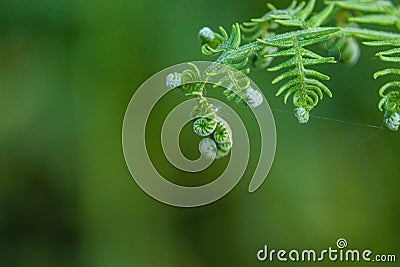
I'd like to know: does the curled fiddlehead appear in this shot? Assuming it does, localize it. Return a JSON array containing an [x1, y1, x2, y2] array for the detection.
[[196, 115, 233, 159], [165, 64, 234, 159], [165, 59, 258, 159], [193, 117, 217, 136]]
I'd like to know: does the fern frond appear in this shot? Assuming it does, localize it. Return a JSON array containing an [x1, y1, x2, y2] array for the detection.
[[376, 45, 400, 62], [262, 28, 338, 123], [341, 27, 400, 40], [268, 0, 334, 29], [269, 0, 315, 28], [327, 0, 400, 30], [240, 3, 280, 43], [364, 40, 400, 130], [240, 3, 290, 69], [350, 14, 397, 26], [184, 0, 400, 158], [200, 24, 242, 56], [207, 62, 264, 109], [325, 0, 393, 13], [308, 4, 335, 27], [198, 25, 266, 108], [207, 64, 252, 104]]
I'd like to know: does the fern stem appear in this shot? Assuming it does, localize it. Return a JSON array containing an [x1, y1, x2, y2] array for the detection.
[[293, 35, 307, 108]]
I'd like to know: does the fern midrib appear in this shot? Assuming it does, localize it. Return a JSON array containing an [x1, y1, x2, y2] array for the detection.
[[293, 36, 306, 103]]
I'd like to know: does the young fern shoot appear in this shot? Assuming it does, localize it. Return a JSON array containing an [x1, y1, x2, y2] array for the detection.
[[166, 0, 400, 159]]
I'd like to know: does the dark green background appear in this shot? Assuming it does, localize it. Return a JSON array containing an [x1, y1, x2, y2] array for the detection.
[[0, 0, 399, 266]]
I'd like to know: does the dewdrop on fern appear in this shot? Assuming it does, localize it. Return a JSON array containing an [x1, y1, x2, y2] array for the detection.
[[295, 107, 310, 124], [244, 87, 263, 108], [166, 72, 182, 89], [198, 27, 215, 44], [384, 112, 400, 131]]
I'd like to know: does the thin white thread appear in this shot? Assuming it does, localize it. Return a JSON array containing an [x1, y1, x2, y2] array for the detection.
[[358, 122, 385, 145]]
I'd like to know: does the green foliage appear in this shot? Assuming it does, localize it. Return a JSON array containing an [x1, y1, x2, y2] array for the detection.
[[326, 0, 393, 13], [268, 0, 334, 28], [200, 24, 241, 56], [200, 24, 257, 106], [364, 40, 400, 130], [240, 4, 279, 69], [327, 0, 400, 29], [260, 28, 338, 122], [240, 4, 278, 43], [166, 63, 236, 159], [167, 0, 400, 159]]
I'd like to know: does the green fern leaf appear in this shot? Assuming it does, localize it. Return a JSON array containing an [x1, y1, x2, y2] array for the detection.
[[349, 14, 397, 25], [374, 68, 400, 79], [268, 0, 335, 29], [297, 0, 316, 21], [308, 4, 335, 27], [325, 0, 393, 13], [364, 40, 400, 130], [342, 28, 400, 40], [266, 28, 336, 122]]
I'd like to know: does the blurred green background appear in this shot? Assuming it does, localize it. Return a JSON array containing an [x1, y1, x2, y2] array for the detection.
[[0, 0, 399, 266]]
